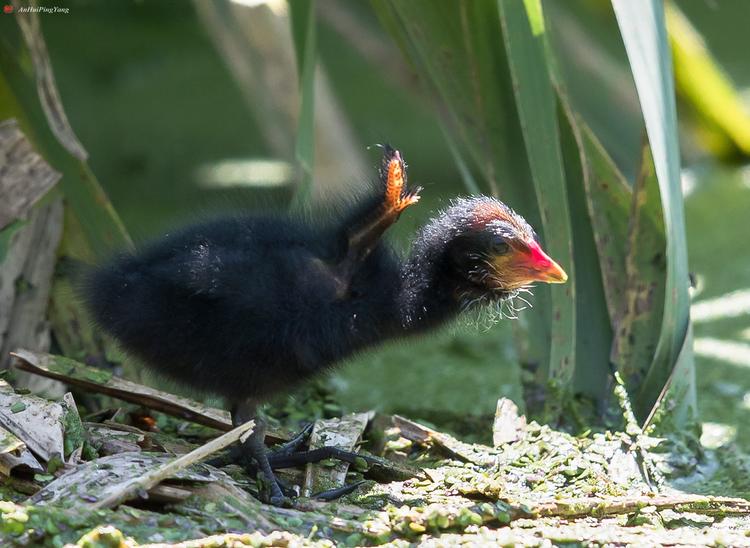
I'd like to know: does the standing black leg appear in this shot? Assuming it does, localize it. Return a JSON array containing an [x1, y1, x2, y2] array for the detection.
[[231, 399, 287, 506], [208, 406, 376, 504]]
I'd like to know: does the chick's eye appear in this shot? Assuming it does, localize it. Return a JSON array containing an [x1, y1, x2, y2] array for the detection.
[[492, 240, 510, 255]]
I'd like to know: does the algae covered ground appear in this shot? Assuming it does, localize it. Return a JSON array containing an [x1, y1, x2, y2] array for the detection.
[[2, 354, 750, 547]]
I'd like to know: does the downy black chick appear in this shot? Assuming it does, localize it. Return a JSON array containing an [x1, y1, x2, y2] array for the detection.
[[82, 146, 567, 504]]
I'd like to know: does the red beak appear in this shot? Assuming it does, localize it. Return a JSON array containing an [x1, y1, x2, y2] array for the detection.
[[525, 241, 568, 284]]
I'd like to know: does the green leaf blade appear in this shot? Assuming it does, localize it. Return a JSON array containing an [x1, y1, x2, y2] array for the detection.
[[557, 98, 612, 400], [612, 0, 694, 421], [498, 0, 576, 408]]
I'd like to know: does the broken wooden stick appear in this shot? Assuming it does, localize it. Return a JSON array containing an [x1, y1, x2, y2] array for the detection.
[[12, 349, 233, 431], [12, 350, 285, 443], [393, 415, 499, 466]]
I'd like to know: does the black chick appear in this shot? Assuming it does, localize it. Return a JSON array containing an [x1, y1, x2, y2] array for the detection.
[[82, 146, 567, 504]]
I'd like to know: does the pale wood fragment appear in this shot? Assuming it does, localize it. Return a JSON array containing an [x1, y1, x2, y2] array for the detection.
[[302, 412, 371, 496], [493, 397, 526, 446], [0, 381, 66, 463]]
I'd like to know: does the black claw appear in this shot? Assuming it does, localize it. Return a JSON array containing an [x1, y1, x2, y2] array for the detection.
[[269, 422, 314, 457], [313, 480, 366, 501]]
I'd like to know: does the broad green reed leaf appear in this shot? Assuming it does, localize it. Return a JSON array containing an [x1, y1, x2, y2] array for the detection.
[[611, 144, 666, 392], [576, 125, 632, 324], [498, 0, 575, 412], [557, 98, 612, 399], [612, 0, 694, 422]]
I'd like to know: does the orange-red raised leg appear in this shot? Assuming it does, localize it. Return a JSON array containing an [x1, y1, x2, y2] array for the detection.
[[383, 148, 421, 215]]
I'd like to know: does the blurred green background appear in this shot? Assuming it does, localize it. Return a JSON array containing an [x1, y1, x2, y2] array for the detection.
[[29, 0, 750, 444]]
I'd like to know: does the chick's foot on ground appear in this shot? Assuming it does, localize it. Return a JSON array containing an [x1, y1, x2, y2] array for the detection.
[[209, 419, 373, 505]]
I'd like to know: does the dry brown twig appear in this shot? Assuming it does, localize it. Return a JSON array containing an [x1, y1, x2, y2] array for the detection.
[[12, 349, 235, 432]]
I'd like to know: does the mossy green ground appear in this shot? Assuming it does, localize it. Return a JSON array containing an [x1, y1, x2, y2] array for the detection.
[[3, 414, 750, 546]]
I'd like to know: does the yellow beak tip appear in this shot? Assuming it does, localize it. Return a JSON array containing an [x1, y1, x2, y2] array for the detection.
[[544, 262, 568, 284]]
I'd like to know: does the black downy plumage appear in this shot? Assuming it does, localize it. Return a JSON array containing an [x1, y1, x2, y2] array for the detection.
[[82, 145, 567, 505]]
